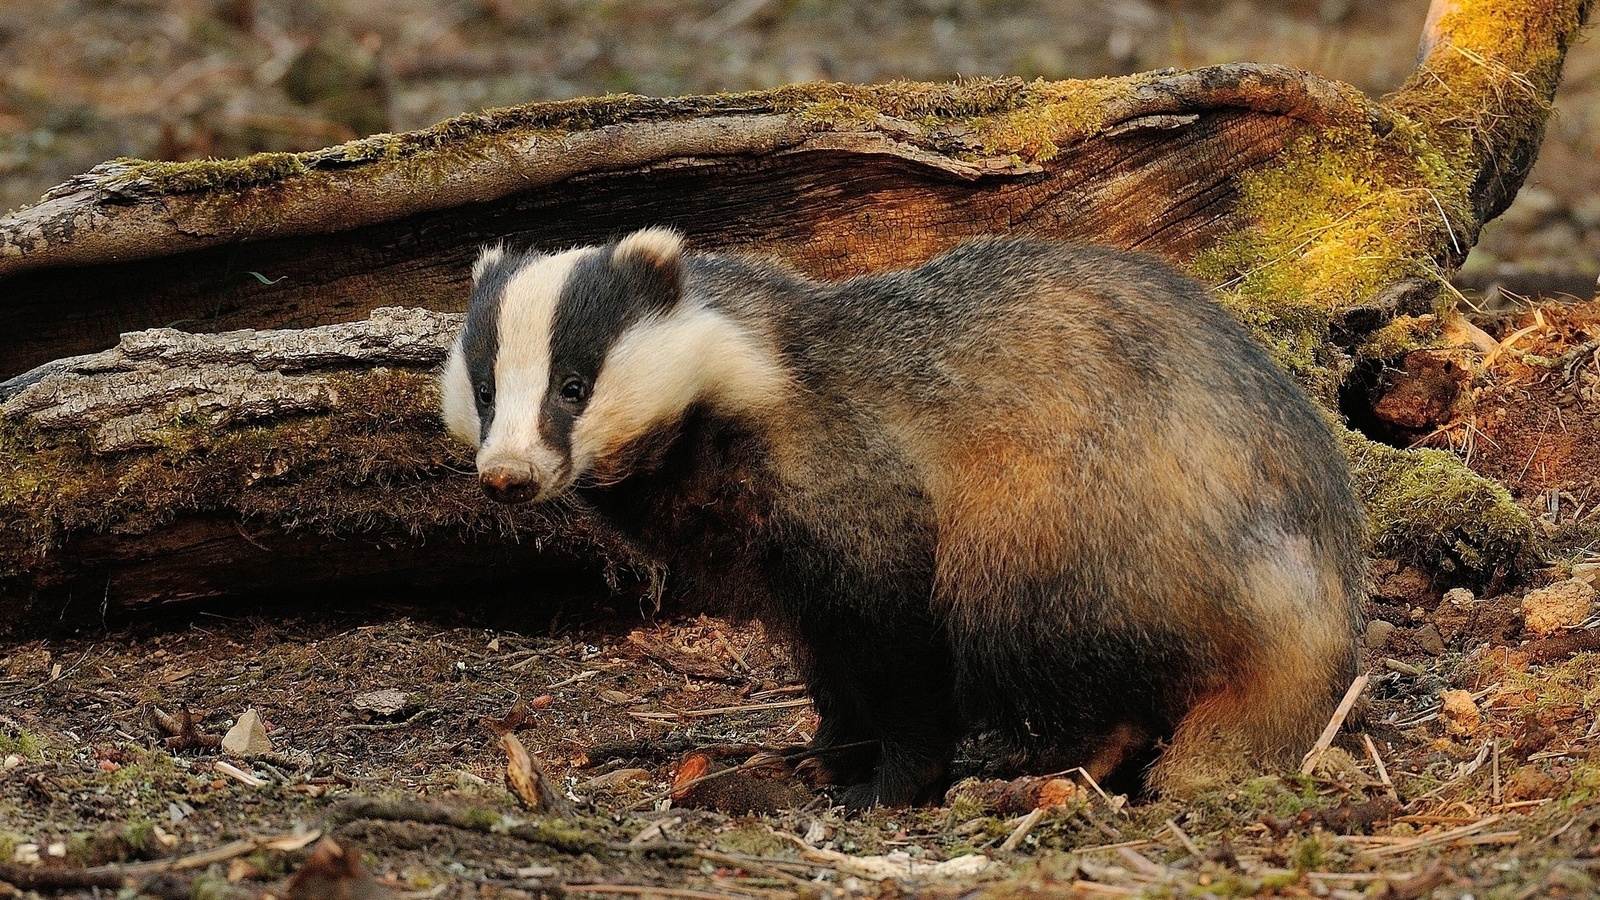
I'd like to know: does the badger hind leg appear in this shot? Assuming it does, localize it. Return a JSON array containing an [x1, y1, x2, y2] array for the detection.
[[1147, 637, 1355, 796]]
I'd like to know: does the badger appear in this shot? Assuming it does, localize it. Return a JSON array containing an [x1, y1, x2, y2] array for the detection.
[[441, 227, 1365, 807]]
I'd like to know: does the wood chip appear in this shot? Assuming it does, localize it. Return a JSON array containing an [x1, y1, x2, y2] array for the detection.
[[214, 760, 266, 787], [502, 731, 572, 815]]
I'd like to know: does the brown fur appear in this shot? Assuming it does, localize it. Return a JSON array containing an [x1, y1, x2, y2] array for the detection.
[[450, 233, 1366, 806]]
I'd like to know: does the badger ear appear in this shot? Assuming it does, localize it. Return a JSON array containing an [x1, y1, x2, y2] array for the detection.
[[612, 227, 685, 309], [614, 227, 684, 270], [472, 243, 507, 282]]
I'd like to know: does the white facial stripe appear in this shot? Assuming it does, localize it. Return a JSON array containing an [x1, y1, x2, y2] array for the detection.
[[440, 343, 480, 447], [475, 247, 594, 482], [569, 303, 788, 473]]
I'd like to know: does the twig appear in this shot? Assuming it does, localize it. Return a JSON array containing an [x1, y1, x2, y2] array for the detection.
[[1302, 674, 1370, 775], [346, 706, 434, 731], [1069, 881, 1139, 896], [215, 759, 266, 787], [1374, 863, 1453, 900], [1067, 766, 1128, 816], [999, 807, 1046, 852], [566, 885, 751, 900], [631, 698, 812, 721], [1075, 838, 1156, 854], [693, 850, 814, 888], [629, 739, 876, 811], [1164, 818, 1202, 858], [1115, 847, 1167, 878], [502, 731, 574, 815], [1359, 815, 1505, 858], [0, 831, 318, 895], [1491, 738, 1502, 807], [327, 798, 607, 855], [1363, 734, 1400, 802]]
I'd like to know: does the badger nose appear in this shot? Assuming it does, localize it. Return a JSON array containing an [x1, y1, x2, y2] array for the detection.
[[480, 466, 541, 504]]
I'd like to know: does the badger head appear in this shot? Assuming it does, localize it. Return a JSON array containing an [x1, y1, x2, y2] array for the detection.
[[441, 227, 784, 504]]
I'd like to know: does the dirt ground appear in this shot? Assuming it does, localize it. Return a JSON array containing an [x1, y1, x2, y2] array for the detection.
[[5, 1, 1600, 898]]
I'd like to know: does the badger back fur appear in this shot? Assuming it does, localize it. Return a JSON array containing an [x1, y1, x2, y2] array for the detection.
[[442, 228, 1366, 807]]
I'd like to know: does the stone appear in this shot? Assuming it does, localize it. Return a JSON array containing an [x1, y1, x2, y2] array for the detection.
[[1571, 562, 1600, 589], [1439, 690, 1480, 737], [1521, 579, 1597, 637], [1365, 619, 1397, 649], [352, 688, 416, 718], [1414, 623, 1447, 655], [221, 708, 273, 756]]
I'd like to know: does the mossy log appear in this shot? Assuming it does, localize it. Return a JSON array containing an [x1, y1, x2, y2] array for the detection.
[[0, 0, 1591, 633], [0, 309, 642, 631]]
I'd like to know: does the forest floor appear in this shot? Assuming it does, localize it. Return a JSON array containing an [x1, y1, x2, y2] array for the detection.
[[4, 1, 1600, 898], [0, 301, 1596, 898]]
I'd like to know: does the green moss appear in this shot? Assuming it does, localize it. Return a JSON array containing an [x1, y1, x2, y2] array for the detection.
[[0, 728, 45, 757], [1342, 426, 1535, 577], [1290, 834, 1327, 871], [1388, 0, 1583, 190], [461, 806, 504, 830], [110, 151, 310, 195]]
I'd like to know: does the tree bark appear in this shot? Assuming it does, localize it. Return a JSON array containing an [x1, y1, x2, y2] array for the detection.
[[0, 0, 1591, 634]]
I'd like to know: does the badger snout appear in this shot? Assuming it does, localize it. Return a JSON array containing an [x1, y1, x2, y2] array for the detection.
[[479, 465, 542, 504]]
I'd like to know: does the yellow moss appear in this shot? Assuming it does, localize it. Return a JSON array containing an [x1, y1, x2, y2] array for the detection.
[[1191, 122, 1467, 394], [103, 76, 1148, 199], [966, 77, 1128, 160], [1389, 0, 1583, 180], [1341, 425, 1534, 576], [1358, 314, 1447, 361]]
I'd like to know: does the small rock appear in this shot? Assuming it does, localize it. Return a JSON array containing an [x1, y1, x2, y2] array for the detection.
[[1432, 587, 1477, 644], [1505, 765, 1562, 802], [1521, 579, 1597, 636], [222, 708, 273, 756], [1414, 623, 1447, 655], [352, 689, 417, 718], [580, 767, 652, 790], [1365, 620, 1396, 649], [598, 689, 635, 704], [1440, 689, 1480, 737], [1571, 562, 1600, 589], [1384, 657, 1423, 676]]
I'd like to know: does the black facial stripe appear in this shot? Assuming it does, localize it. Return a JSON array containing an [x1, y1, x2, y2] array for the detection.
[[463, 250, 526, 442], [539, 243, 682, 453]]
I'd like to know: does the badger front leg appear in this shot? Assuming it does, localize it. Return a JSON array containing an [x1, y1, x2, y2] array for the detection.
[[785, 598, 959, 808]]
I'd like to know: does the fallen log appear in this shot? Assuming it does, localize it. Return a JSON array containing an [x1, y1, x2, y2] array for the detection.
[[0, 308, 644, 631], [0, 0, 1590, 634]]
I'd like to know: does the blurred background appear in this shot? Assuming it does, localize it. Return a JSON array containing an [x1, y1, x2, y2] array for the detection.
[[0, 0, 1595, 287]]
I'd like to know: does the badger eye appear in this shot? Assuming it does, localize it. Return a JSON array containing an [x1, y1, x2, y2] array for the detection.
[[559, 376, 590, 405], [475, 382, 493, 406]]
